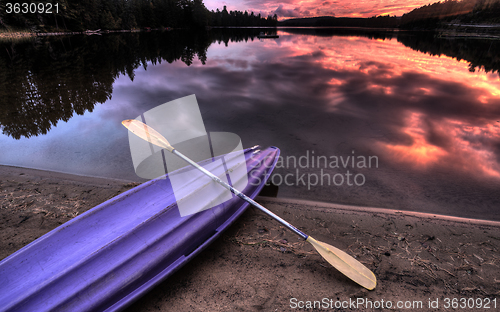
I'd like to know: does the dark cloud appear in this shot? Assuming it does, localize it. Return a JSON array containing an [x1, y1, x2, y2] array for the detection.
[[360, 10, 376, 14], [224, 0, 436, 18], [321, 10, 337, 16], [244, 0, 296, 9], [273, 4, 301, 17]]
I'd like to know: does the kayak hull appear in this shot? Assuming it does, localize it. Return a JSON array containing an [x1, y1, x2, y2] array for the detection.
[[0, 146, 280, 312]]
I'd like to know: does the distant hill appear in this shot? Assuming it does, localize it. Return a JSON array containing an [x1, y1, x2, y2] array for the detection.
[[278, 1, 500, 31], [278, 16, 400, 28], [400, 0, 500, 29]]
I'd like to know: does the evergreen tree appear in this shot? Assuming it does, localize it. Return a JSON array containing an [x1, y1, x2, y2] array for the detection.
[[192, 0, 209, 28], [0, 2, 6, 28], [0, 0, 277, 32], [121, 0, 138, 29]]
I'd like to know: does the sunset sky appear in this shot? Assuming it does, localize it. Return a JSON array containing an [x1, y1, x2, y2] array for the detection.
[[204, 0, 442, 18]]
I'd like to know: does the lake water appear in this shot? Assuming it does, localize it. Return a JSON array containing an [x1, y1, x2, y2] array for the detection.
[[1, 28, 499, 220]]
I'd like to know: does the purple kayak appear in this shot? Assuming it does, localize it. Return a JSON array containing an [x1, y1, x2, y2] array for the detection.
[[0, 146, 280, 312]]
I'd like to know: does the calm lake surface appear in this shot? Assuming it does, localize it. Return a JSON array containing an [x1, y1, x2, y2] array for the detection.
[[1, 29, 499, 220]]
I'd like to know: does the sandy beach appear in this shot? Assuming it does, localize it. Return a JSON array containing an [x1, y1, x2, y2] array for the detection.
[[1, 165, 499, 311]]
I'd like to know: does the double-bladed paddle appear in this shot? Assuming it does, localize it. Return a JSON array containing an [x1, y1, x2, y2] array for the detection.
[[122, 119, 377, 290]]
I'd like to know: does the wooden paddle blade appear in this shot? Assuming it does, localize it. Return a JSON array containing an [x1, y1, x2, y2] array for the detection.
[[307, 236, 376, 290], [122, 119, 174, 152]]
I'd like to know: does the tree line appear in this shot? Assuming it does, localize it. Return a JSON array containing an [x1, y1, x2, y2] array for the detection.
[[0, 1, 277, 32], [400, 0, 500, 28], [211, 6, 277, 27], [277, 16, 400, 28], [275, 0, 500, 29], [4, 0, 499, 32]]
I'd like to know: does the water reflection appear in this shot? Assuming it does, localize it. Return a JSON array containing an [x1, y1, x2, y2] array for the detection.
[[397, 32, 500, 75], [0, 31, 213, 139], [240, 30, 500, 184], [1, 29, 499, 219], [2, 29, 500, 141]]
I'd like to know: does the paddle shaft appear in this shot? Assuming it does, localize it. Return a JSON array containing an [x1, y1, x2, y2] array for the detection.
[[172, 149, 309, 240], [122, 119, 376, 289]]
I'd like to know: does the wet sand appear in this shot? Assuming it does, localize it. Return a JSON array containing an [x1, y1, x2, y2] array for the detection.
[[1, 165, 499, 311]]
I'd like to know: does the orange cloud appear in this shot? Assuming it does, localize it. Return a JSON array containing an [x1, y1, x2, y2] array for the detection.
[[379, 112, 500, 178]]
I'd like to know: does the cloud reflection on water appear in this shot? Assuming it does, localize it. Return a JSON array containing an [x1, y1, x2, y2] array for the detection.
[[125, 33, 500, 182], [282, 34, 500, 180]]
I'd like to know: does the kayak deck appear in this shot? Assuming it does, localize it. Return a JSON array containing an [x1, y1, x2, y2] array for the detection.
[[0, 146, 280, 312]]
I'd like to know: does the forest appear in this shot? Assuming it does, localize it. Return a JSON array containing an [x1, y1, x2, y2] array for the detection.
[[277, 15, 400, 28], [278, 0, 500, 29], [0, 1, 277, 31], [2, 0, 499, 32], [400, 0, 500, 28]]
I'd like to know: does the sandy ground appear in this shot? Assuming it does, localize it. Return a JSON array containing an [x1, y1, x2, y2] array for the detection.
[[0, 32, 37, 39], [1, 165, 499, 311]]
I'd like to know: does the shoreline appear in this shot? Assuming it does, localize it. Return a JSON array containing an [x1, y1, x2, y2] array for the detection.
[[1, 164, 499, 310], [257, 197, 500, 226], [3, 28, 500, 42], [0, 29, 145, 39], [2, 164, 498, 224], [0, 164, 137, 186]]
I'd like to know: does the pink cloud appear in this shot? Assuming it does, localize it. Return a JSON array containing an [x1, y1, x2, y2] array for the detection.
[[204, 0, 449, 18], [274, 4, 302, 18]]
